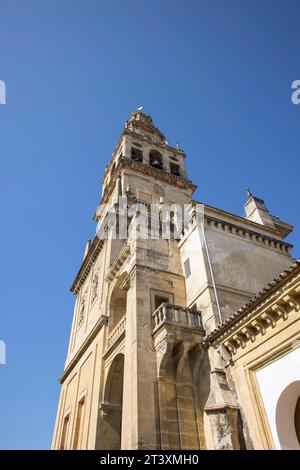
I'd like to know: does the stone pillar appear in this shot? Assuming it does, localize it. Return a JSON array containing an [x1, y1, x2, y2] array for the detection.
[[204, 366, 244, 450], [121, 268, 159, 449], [175, 342, 199, 450]]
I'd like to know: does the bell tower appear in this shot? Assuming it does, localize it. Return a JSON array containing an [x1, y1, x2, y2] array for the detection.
[[52, 110, 293, 451], [97, 109, 193, 208], [52, 110, 202, 450]]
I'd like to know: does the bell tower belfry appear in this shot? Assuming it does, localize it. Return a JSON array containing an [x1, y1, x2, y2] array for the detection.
[[98, 109, 193, 207]]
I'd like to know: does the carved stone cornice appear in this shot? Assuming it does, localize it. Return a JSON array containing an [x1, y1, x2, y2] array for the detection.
[[204, 215, 292, 255], [100, 401, 122, 417], [119, 266, 137, 291], [70, 237, 104, 295], [101, 127, 186, 183], [59, 314, 108, 383], [122, 157, 196, 189], [203, 260, 300, 354], [105, 243, 130, 283], [97, 156, 197, 209], [179, 204, 292, 255]]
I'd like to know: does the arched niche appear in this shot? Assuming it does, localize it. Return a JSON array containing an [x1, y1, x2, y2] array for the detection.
[[98, 354, 125, 450], [109, 273, 128, 332]]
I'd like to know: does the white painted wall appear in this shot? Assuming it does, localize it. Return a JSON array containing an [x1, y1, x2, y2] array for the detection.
[[256, 346, 300, 450]]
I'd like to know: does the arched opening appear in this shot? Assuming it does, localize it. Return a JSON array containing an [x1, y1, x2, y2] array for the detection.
[[109, 274, 127, 333], [276, 381, 300, 450], [99, 354, 124, 450], [131, 147, 143, 162], [149, 149, 163, 170]]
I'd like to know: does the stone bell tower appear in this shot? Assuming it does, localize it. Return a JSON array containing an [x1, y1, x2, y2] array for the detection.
[[52, 110, 293, 450], [51, 110, 204, 450]]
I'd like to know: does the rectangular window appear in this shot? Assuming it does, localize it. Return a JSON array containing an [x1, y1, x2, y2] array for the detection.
[[184, 258, 191, 278], [73, 397, 85, 449], [60, 413, 70, 450]]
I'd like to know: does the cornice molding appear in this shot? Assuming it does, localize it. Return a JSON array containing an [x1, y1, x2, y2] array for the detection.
[[204, 215, 292, 254], [203, 260, 300, 351], [59, 314, 108, 383], [198, 201, 293, 240], [70, 237, 104, 295], [105, 243, 130, 283], [179, 204, 293, 255], [98, 157, 196, 207]]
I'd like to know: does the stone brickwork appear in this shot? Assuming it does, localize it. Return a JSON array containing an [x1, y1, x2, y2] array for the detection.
[[52, 111, 296, 450]]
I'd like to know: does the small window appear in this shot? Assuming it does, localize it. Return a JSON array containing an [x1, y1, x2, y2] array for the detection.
[[131, 147, 143, 162], [154, 295, 169, 311], [184, 258, 191, 278], [60, 413, 70, 450], [73, 397, 85, 450], [170, 162, 180, 176]]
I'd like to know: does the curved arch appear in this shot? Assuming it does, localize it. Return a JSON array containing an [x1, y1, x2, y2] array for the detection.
[[99, 354, 125, 450], [104, 354, 124, 405], [108, 273, 128, 332], [131, 146, 143, 162], [149, 149, 163, 170], [276, 380, 300, 450]]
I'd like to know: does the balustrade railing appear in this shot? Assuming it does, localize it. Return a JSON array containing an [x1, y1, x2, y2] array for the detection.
[[152, 303, 202, 331], [106, 315, 126, 350]]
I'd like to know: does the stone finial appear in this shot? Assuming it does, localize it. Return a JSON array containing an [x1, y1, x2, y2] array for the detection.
[[246, 188, 253, 198]]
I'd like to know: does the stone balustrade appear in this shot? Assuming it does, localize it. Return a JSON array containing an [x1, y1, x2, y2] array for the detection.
[[152, 303, 203, 332], [106, 315, 126, 351]]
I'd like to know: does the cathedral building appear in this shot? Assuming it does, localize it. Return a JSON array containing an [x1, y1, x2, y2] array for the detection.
[[52, 110, 300, 450]]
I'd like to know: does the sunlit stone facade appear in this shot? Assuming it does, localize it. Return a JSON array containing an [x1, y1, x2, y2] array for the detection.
[[52, 111, 299, 450]]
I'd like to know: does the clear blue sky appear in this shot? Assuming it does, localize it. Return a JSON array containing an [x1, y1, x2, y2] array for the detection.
[[0, 0, 299, 449]]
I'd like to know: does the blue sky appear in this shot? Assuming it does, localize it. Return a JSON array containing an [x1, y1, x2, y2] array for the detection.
[[0, 0, 299, 449]]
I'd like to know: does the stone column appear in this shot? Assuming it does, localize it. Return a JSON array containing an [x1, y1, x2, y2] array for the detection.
[[121, 268, 159, 449]]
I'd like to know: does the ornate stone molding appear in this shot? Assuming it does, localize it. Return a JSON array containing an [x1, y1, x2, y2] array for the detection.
[[204, 263, 300, 355], [204, 216, 292, 255], [179, 205, 292, 255], [100, 401, 121, 417], [98, 156, 196, 207], [70, 237, 104, 295], [101, 128, 185, 185], [105, 243, 130, 283]]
